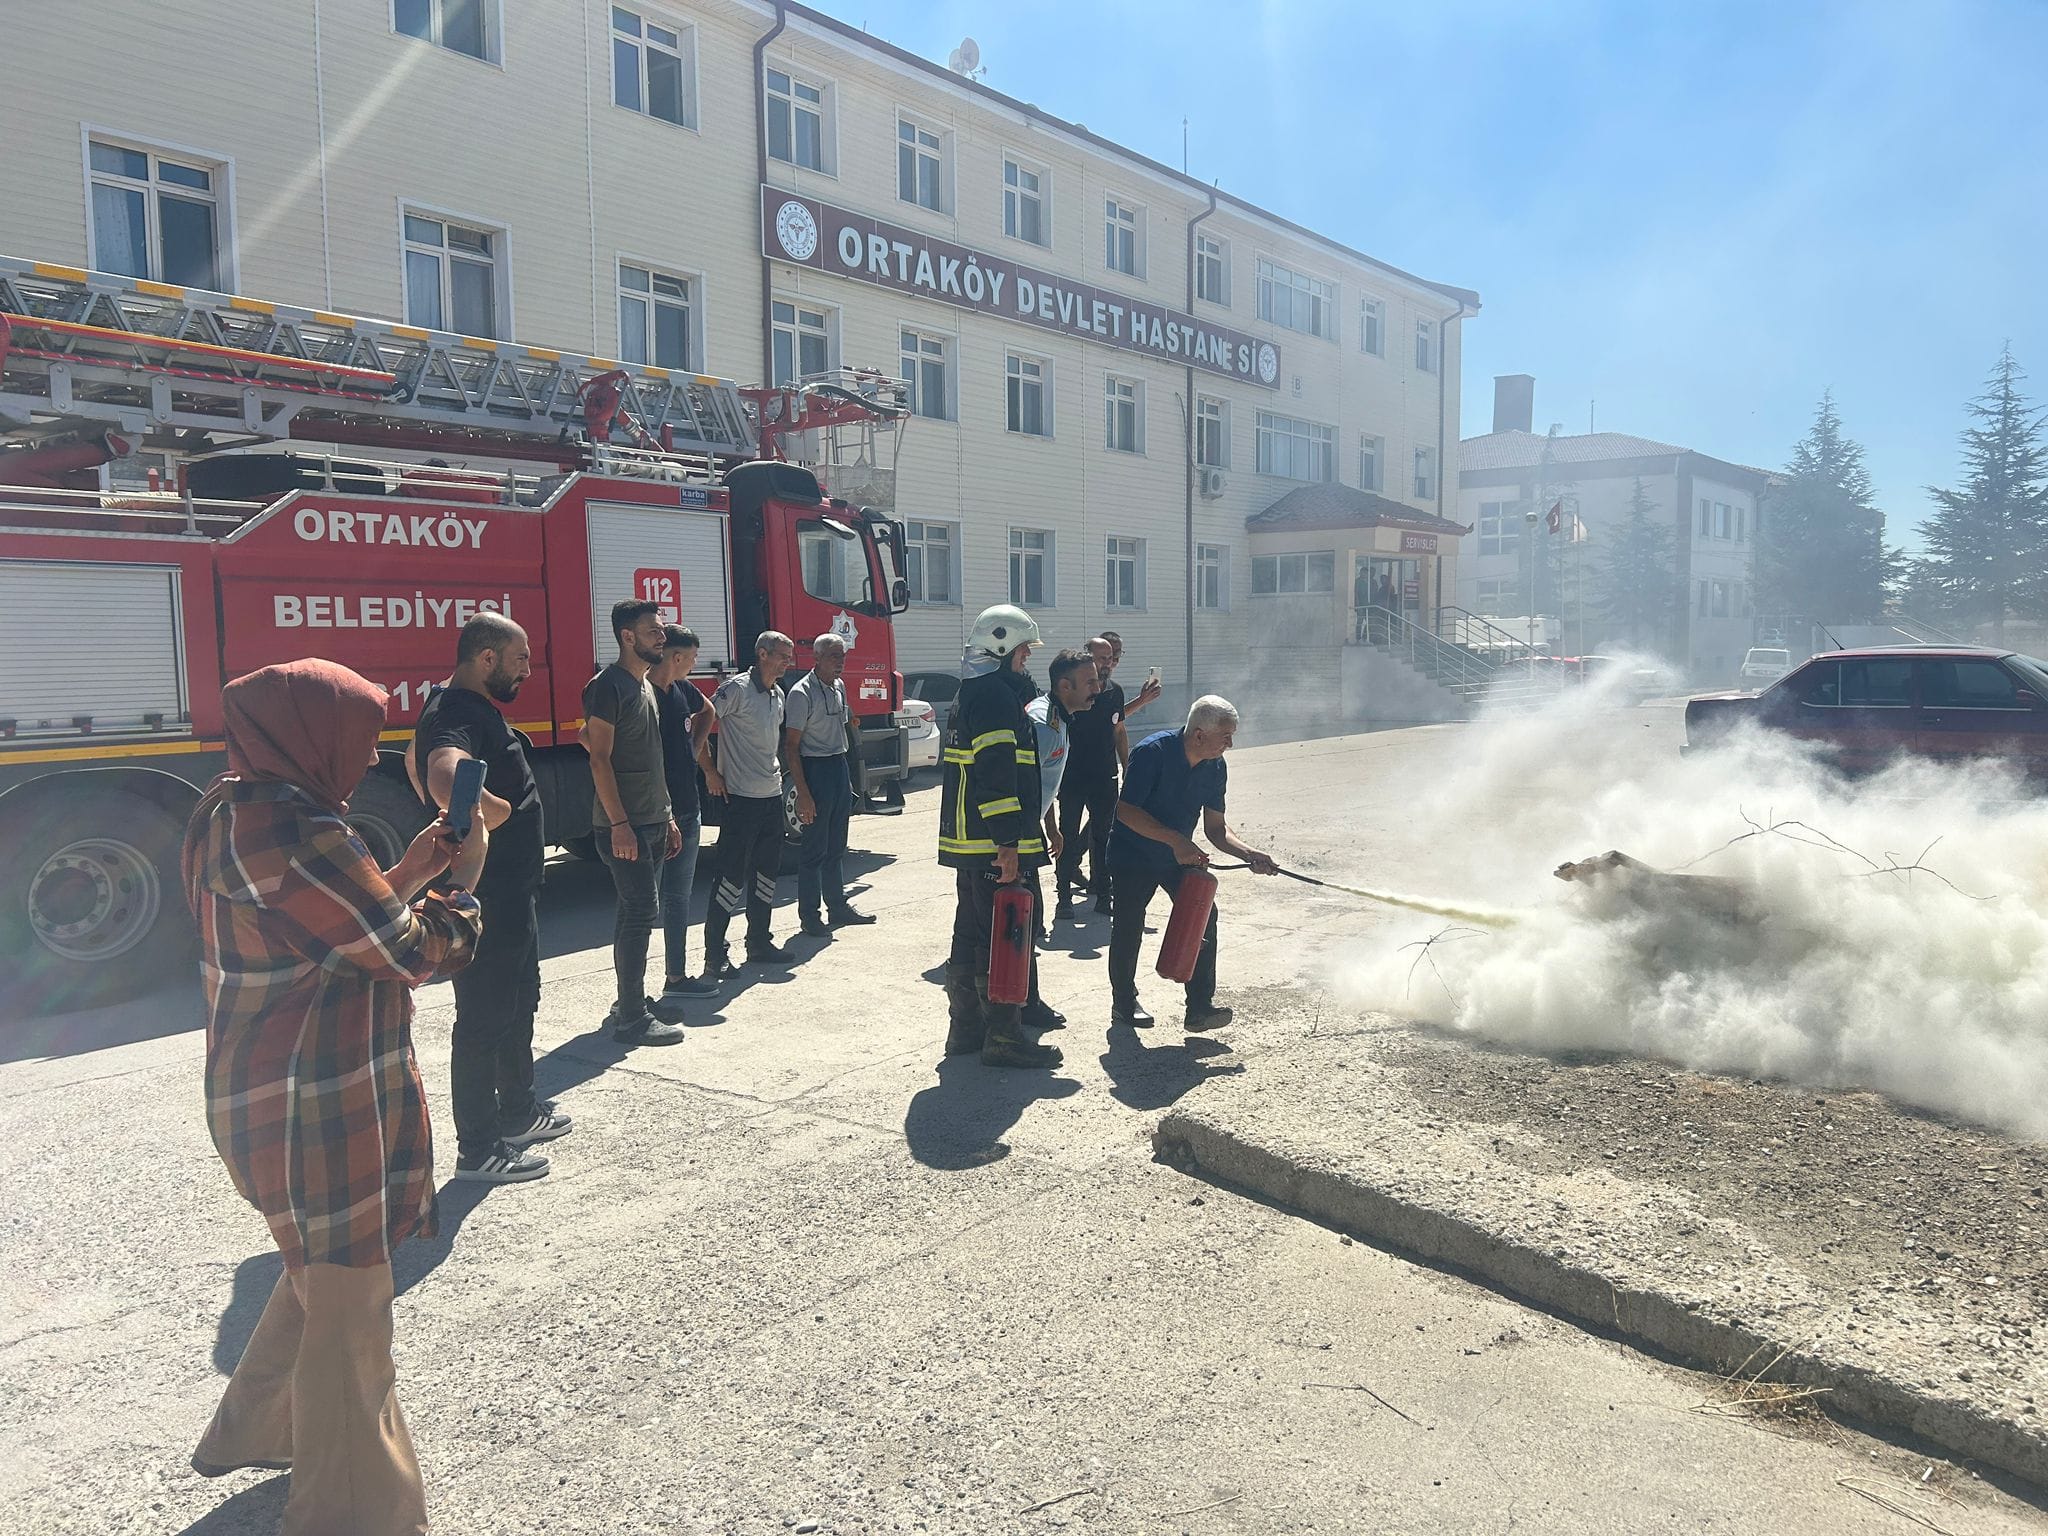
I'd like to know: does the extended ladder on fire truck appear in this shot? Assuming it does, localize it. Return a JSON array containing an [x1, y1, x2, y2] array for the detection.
[[0, 255, 906, 484]]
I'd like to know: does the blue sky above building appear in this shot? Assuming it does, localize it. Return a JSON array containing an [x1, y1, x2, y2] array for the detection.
[[836, 0, 2047, 548]]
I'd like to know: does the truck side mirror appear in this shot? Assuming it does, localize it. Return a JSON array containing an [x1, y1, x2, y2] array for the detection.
[[890, 577, 910, 614]]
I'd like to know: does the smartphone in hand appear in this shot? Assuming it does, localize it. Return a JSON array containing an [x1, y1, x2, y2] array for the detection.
[[445, 757, 487, 839]]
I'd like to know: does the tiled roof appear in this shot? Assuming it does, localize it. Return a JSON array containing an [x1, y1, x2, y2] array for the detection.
[[1457, 430, 1688, 471], [1246, 482, 1471, 535]]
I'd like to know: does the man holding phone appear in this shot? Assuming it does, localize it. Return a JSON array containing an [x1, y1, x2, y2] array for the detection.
[[411, 611, 565, 1184]]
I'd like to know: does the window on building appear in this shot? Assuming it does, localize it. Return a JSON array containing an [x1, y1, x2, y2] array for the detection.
[[611, 8, 694, 126], [1413, 445, 1437, 501], [1478, 500, 1516, 557], [1196, 396, 1229, 469], [87, 138, 227, 291], [403, 211, 502, 336], [1197, 543, 1228, 610], [1010, 527, 1052, 606], [1735, 506, 1746, 542], [1475, 577, 1515, 616], [1006, 352, 1050, 437], [1003, 155, 1048, 246], [1105, 197, 1143, 277], [897, 115, 946, 212], [900, 328, 951, 421], [1256, 257, 1336, 339], [1255, 411, 1335, 481], [1414, 317, 1437, 373], [766, 67, 828, 171], [1105, 536, 1143, 609], [1699, 497, 1712, 537], [771, 297, 831, 385], [618, 262, 694, 369], [1104, 374, 1143, 453], [1698, 579, 1710, 617], [903, 518, 956, 605], [1360, 296, 1385, 357], [1196, 233, 1229, 306], [1713, 502, 1731, 538], [393, 0, 493, 61], [1251, 551, 1336, 595], [1359, 433, 1384, 492]]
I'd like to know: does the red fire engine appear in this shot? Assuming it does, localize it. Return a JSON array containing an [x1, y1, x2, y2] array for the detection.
[[0, 255, 914, 1015]]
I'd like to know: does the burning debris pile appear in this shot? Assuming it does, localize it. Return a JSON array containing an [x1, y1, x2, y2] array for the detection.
[[1334, 681, 2048, 1142]]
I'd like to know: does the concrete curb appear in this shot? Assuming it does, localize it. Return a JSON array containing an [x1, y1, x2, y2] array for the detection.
[[1154, 1108, 2048, 1490]]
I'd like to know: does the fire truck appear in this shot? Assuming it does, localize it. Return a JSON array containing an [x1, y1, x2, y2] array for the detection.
[[0, 255, 916, 1015]]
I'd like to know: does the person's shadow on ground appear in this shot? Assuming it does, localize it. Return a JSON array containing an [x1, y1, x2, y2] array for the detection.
[[211, 1181, 495, 1375], [176, 1472, 290, 1533], [1098, 1021, 1242, 1113], [903, 1056, 1080, 1169]]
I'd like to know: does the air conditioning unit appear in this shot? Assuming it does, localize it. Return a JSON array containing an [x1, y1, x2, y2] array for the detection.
[[1198, 467, 1227, 499]]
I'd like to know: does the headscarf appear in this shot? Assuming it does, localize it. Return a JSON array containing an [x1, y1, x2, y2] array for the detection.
[[220, 659, 390, 814]]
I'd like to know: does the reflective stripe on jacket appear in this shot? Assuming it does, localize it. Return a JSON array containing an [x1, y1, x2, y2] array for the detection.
[[936, 666, 1047, 868]]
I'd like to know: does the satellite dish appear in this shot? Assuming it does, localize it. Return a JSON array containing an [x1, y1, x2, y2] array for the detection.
[[957, 36, 980, 72], [946, 47, 964, 71]]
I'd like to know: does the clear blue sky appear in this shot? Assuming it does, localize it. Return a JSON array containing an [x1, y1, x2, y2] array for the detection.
[[827, 0, 2047, 550]]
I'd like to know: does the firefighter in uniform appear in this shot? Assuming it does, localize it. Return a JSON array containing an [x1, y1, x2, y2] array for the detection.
[[938, 604, 1062, 1070]]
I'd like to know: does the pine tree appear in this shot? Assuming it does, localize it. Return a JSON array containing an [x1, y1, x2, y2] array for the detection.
[[1593, 477, 1679, 653], [1917, 346, 2048, 642], [1754, 393, 1895, 623]]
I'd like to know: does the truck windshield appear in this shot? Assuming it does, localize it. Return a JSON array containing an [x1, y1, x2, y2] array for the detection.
[[798, 518, 873, 608]]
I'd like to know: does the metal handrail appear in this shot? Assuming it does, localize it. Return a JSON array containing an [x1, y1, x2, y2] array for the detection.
[[1433, 605, 1537, 656], [1359, 605, 1502, 697]]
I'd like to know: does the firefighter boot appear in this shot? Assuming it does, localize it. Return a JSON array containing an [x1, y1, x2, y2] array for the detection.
[[942, 962, 985, 1057], [981, 995, 1063, 1070]]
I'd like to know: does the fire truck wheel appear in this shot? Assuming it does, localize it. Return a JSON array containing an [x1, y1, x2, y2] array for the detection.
[[11, 792, 192, 1016], [346, 773, 431, 870]]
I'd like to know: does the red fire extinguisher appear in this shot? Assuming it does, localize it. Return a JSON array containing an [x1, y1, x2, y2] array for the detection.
[[986, 882, 1034, 1005], [1155, 869, 1218, 983]]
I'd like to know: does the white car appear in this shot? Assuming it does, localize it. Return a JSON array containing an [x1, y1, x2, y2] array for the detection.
[[1739, 647, 1793, 687], [899, 697, 940, 770]]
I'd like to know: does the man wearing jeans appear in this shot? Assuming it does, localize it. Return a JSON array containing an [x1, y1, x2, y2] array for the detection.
[[653, 624, 719, 1003], [785, 632, 874, 936], [699, 631, 795, 977], [409, 612, 565, 1183], [582, 599, 686, 1046], [1106, 695, 1276, 1032]]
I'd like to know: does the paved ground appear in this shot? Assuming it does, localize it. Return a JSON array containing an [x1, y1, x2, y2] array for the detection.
[[5, 705, 2047, 1533]]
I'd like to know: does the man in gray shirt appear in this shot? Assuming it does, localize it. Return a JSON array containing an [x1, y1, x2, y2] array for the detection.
[[582, 599, 686, 1046], [785, 633, 873, 936], [699, 630, 795, 975]]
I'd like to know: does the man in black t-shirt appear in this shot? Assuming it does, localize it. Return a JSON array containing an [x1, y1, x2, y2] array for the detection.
[[410, 612, 564, 1184], [652, 624, 719, 1001], [1055, 637, 1128, 918]]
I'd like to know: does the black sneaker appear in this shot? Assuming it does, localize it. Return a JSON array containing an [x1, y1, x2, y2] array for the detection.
[[1184, 1004, 1234, 1033], [453, 1141, 550, 1183], [702, 946, 735, 984], [615, 1015, 687, 1046], [646, 991, 689, 1024], [982, 1034, 1064, 1069], [1093, 894, 1114, 918], [799, 913, 832, 938], [828, 905, 876, 927], [1053, 900, 1078, 921], [502, 1106, 573, 1146], [747, 939, 795, 965], [662, 973, 720, 998], [1111, 1000, 1155, 1029]]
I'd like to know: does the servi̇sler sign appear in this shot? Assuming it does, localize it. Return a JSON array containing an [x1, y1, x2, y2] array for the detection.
[[761, 187, 1281, 388]]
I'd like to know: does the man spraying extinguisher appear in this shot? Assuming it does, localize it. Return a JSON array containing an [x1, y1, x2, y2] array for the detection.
[[937, 604, 1062, 1069], [1106, 695, 1277, 1032]]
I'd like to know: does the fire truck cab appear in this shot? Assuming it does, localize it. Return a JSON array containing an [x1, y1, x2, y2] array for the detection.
[[0, 255, 914, 1017]]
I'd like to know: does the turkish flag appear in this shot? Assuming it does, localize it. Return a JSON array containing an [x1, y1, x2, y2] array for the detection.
[[1545, 499, 1563, 534]]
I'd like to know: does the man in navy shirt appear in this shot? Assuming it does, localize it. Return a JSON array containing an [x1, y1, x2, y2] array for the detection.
[[1106, 695, 1275, 1031]]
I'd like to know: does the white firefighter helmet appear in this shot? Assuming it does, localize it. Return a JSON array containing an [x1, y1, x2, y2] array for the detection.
[[967, 603, 1040, 657]]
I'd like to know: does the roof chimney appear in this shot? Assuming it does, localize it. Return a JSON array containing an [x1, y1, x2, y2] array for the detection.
[[1493, 374, 1534, 435]]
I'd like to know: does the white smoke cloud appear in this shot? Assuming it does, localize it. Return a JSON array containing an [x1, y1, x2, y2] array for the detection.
[[1335, 668, 2048, 1139]]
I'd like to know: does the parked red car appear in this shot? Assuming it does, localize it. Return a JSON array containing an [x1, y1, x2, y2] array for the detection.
[[1684, 646, 2048, 774]]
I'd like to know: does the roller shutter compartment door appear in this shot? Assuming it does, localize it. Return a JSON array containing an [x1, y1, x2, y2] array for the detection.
[[0, 562, 186, 734]]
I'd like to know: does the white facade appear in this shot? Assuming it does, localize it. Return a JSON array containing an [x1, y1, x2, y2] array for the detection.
[[1456, 418, 1766, 679], [2, 0, 1475, 684]]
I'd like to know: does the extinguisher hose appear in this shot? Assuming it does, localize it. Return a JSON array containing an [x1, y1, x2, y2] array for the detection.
[[1206, 861, 1518, 928]]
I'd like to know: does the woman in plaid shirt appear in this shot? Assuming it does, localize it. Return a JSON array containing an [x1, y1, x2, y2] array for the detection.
[[183, 659, 486, 1535]]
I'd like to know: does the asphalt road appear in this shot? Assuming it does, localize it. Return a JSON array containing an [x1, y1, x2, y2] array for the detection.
[[5, 700, 2046, 1534]]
